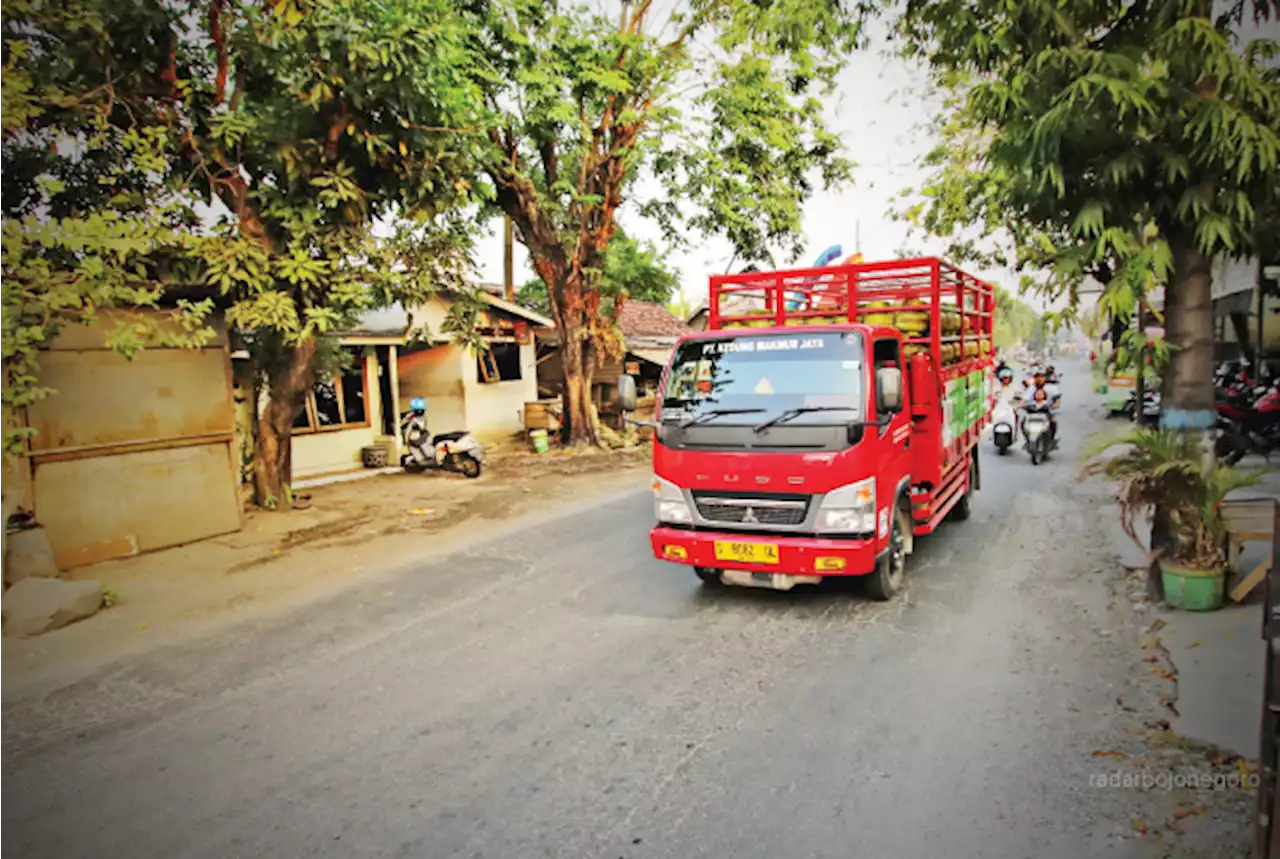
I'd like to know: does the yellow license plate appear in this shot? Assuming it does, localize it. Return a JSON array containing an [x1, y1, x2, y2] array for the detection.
[[713, 541, 780, 565]]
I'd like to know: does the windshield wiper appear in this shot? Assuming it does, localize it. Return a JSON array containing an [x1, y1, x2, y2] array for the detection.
[[678, 408, 765, 429], [753, 406, 860, 433]]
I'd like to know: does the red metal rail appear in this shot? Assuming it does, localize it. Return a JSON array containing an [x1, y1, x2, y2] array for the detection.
[[708, 257, 996, 382]]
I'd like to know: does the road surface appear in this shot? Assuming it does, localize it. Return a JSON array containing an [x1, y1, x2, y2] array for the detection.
[[4, 365, 1156, 858]]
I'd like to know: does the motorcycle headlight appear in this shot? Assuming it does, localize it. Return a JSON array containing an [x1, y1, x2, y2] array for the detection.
[[652, 475, 692, 524], [816, 477, 876, 534]]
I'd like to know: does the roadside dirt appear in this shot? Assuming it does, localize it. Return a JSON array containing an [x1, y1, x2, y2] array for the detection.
[[2, 446, 649, 699]]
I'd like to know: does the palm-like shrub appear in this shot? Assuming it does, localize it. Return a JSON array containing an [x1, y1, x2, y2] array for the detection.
[[1085, 428, 1264, 569]]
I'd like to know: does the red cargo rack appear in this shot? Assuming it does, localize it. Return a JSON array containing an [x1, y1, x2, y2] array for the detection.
[[707, 257, 996, 382]]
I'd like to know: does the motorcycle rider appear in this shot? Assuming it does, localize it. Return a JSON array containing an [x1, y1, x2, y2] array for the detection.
[[1017, 370, 1061, 448]]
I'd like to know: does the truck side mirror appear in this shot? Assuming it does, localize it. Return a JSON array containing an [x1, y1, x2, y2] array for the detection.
[[876, 366, 903, 414], [616, 374, 638, 413]]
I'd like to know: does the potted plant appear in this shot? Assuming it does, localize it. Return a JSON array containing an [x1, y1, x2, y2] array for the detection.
[[1086, 428, 1263, 611]]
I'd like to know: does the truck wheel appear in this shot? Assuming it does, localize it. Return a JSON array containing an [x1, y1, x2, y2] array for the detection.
[[865, 507, 907, 601], [694, 567, 723, 586], [950, 458, 976, 522]]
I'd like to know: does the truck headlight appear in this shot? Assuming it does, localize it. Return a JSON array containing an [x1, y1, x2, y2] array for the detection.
[[816, 478, 876, 534], [652, 475, 692, 524]]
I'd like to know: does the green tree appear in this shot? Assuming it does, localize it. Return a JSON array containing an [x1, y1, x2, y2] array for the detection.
[[2, 0, 215, 459], [896, 0, 1280, 426], [462, 0, 866, 444], [518, 229, 679, 316], [992, 286, 1041, 350], [2, 0, 485, 507]]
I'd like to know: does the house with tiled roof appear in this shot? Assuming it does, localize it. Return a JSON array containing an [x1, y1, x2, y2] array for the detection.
[[534, 300, 691, 418]]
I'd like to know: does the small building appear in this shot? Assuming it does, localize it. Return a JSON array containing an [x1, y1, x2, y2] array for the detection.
[[686, 303, 709, 331], [10, 309, 243, 569], [396, 291, 553, 443], [249, 311, 409, 482], [536, 300, 691, 421]]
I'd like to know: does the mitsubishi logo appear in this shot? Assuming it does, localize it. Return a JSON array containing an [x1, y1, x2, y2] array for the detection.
[[743, 507, 759, 524]]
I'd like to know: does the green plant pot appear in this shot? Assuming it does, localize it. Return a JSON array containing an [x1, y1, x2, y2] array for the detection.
[[1161, 563, 1226, 612]]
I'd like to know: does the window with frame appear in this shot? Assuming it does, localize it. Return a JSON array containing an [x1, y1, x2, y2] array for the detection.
[[476, 341, 523, 383], [293, 349, 369, 433]]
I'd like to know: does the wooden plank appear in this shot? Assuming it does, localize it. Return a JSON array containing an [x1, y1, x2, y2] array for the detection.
[[1223, 499, 1277, 537], [1232, 555, 1273, 603]]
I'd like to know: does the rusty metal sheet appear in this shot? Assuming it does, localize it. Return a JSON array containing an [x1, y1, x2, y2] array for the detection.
[[47, 312, 229, 351], [33, 442, 242, 568], [27, 348, 234, 452]]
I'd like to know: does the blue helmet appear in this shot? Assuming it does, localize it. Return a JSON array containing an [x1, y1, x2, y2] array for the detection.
[[410, 397, 427, 413]]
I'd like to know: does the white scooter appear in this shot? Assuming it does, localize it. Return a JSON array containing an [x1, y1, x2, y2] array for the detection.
[[1022, 403, 1054, 466], [992, 401, 1017, 455], [399, 398, 485, 479]]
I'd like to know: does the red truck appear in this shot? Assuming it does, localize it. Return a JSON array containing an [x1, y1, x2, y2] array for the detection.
[[616, 257, 996, 599]]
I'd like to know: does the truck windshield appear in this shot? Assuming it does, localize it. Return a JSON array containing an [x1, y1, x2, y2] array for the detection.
[[662, 332, 864, 425]]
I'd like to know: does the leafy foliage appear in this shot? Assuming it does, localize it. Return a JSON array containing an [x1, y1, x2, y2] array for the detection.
[[1, 1, 215, 455], [895, 0, 1280, 410], [2, 0, 487, 502], [460, 0, 869, 442], [992, 285, 1042, 350], [1084, 427, 1263, 567], [518, 229, 679, 316]]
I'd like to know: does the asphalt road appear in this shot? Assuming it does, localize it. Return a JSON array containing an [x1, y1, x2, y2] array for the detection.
[[4, 363, 1154, 859]]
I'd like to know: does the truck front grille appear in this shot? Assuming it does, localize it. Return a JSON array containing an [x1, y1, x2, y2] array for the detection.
[[693, 495, 809, 526]]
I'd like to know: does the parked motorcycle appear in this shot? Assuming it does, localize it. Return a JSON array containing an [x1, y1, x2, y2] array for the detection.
[[1022, 403, 1054, 465], [1215, 383, 1280, 465], [1120, 389, 1162, 427], [399, 398, 485, 478]]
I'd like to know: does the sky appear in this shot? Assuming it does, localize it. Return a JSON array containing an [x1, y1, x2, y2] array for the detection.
[[468, 18, 999, 311]]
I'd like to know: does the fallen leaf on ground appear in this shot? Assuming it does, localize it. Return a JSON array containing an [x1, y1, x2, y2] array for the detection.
[[406, 508, 436, 516], [1143, 655, 1159, 663], [1223, 631, 1237, 638], [1067, 705, 1081, 713], [1173, 804, 1207, 821], [1092, 749, 1126, 760], [1132, 817, 1149, 834], [1186, 640, 1202, 649]]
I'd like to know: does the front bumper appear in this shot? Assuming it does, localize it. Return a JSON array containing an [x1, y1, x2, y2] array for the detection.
[[650, 526, 878, 577]]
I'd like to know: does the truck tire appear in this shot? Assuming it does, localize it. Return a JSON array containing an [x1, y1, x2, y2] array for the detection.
[[694, 567, 723, 586], [950, 457, 977, 522], [865, 506, 908, 601]]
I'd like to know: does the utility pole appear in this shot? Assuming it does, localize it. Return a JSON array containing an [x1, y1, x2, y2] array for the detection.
[[503, 216, 514, 302], [1257, 255, 1266, 377], [1135, 297, 1146, 426]]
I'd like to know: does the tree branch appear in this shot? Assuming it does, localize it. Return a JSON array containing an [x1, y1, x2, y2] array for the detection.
[[539, 138, 559, 189], [209, 0, 229, 106]]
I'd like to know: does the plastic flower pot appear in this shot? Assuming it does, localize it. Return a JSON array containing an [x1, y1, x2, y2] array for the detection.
[[1160, 562, 1226, 612]]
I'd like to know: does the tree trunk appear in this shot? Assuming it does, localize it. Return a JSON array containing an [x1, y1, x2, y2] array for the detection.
[[1161, 234, 1216, 426], [253, 340, 317, 509], [559, 320, 599, 446]]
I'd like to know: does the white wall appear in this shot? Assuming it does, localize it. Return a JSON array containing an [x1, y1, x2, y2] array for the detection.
[[397, 343, 468, 435], [464, 339, 537, 441]]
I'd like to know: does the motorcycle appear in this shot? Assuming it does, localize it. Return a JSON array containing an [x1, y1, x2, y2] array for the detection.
[[992, 401, 1017, 455], [1215, 383, 1280, 465], [1022, 404, 1053, 465], [1121, 389, 1162, 427], [399, 399, 485, 479]]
